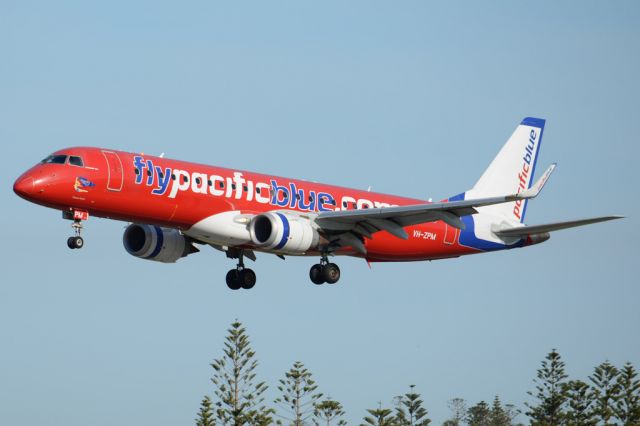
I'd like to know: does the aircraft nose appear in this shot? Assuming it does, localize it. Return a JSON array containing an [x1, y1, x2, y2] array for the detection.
[[13, 175, 35, 198]]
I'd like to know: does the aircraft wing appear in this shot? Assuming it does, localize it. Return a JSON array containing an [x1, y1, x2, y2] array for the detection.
[[493, 216, 624, 237], [315, 164, 556, 253]]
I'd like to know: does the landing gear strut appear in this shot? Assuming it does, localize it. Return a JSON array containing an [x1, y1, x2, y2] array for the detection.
[[309, 254, 340, 285], [226, 250, 256, 290], [66, 219, 84, 249]]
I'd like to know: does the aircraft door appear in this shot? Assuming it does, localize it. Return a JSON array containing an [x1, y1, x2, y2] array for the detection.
[[102, 150, 124, 191], [443, 224, 459, 245]]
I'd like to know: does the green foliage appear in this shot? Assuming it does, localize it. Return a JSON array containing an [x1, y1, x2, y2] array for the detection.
[[195, 321, 640, 426], [360, 404, 395, 426], [589, 361, 620, 425], [563, 380, 596, 426], [490, 395, 520, 426], [197, 396, 215, 426], [314, 398, 347, 426], [394, 385, 431, 426], [525, 349, 568, 426], [615, 362, 640, 425], [464, 397, 521, 426], [466, 401, 490, 426], [275, 361, 323, 426], [210, 321, 274, 426]]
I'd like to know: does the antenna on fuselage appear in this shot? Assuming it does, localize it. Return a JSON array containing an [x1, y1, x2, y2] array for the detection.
[[159, 152, 165, 158]]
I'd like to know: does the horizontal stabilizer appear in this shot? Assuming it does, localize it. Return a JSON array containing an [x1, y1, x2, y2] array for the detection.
[[494, 216, 624, 237]]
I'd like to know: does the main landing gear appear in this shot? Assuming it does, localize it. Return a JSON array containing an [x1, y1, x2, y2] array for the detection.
[[309, 255, 341, 285], [66, 218, 84, 249], [225, 251, 256, 290]]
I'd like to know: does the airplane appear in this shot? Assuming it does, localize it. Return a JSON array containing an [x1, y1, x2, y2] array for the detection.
[[13, 117, 622, 290]]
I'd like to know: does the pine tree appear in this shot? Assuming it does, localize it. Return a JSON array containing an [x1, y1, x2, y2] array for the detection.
[[489, 396, 513, 426], [197, 396, 216, 426], [589, 361, 620, 425], [275, 361, 323, 426], [394, 385, 431, 426], [615, 362, 640, 425], [466, 401, 490, 426], [360, 403, 395, 426], [210, 321, 273, 426], [563, 380, 596, 426], [525, 349, 568, 426], [314, 398, 346, 426], [396, 385, 431, 426]]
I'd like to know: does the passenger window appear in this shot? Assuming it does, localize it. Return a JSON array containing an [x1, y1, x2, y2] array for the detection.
[[69, 156, 84, 167]]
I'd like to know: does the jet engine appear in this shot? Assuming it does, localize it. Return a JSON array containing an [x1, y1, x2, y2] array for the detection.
[[123, 224, 199, 263], [248, 212, 319, 254]]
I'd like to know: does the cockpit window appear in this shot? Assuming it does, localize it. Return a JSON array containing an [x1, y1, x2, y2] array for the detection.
[[41, 155, 68, 164], [69, 156, 84, 167]]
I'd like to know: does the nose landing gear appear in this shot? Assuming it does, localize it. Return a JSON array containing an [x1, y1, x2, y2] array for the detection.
[[309, 254, 341, 285], [64, 210, 88, 249]]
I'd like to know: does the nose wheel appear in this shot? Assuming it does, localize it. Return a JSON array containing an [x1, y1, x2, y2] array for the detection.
[[225, 250, 256, 290], [309, 255, 340, 285]]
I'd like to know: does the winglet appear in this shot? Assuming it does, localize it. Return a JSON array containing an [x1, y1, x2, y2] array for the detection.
[[518, 163, 556, 199]]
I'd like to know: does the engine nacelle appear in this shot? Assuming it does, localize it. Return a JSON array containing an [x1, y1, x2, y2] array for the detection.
[[249, 212, 319, 254], [123, 224, 198, 263]]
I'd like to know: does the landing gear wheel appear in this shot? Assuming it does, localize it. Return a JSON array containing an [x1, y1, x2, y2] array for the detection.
[[225, 250, 257, 290], [226, 269, 241, 290], [323, 263, 340, 284], [67, 236, 84, 249], [309, 264, 325, 285], [67, 216, 85, 250], [239, 269, 257, 289], [72, 236, 84, 249]]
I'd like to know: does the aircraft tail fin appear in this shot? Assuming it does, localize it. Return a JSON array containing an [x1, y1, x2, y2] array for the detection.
[[468, 117, 546, 223]]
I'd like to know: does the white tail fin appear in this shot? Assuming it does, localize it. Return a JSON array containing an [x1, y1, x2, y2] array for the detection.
[[467, 117, 545, 223]]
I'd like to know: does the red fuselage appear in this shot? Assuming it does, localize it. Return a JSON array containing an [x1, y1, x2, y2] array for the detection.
[[14, 146, 480, 261]]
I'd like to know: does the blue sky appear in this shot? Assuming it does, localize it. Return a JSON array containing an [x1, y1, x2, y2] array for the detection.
[[1, 1, 639, 425]]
